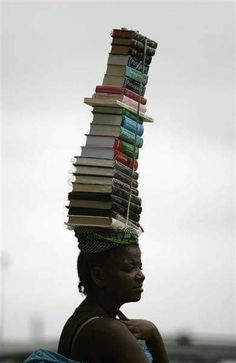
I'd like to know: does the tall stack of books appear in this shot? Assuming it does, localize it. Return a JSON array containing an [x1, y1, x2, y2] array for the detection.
[[66, 28, 157, 235]]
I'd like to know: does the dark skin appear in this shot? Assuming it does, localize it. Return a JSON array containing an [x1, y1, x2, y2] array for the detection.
[[71, 245, 169, 363]]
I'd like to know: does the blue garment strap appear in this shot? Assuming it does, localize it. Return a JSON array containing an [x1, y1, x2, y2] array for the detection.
[[24, 344, 152, 363], [23, 349, 85, 363]]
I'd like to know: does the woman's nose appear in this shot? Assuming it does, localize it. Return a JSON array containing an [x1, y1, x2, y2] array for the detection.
[[136, 269, 145, 282]]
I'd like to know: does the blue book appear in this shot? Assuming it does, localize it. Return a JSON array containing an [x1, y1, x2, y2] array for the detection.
[[122, 116, 144, 136]]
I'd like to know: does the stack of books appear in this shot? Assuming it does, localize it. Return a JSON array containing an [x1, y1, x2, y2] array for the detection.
[[66, 28, 157, 234]]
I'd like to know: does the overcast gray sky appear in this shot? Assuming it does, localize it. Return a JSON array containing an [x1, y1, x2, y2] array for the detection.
[[1, 1, 235, 342]]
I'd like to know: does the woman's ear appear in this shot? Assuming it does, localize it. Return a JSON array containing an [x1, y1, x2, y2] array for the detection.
[[90, 266, 107, 288]]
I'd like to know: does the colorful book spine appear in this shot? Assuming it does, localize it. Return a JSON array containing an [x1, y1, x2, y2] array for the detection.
[[126, 66, 148, 85], [95, 86, 147, 105], [120, 127, 143, 147], [114, 150, 138, 171], [114, 138, 139, 159], [122, 116, 144, 136], [126, 57, 149, 74]]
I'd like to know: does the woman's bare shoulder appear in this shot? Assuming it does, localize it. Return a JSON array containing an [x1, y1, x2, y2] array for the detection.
[[75, 317, 149, 363]]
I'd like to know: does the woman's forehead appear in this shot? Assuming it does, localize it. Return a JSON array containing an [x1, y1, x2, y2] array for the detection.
[[114, 245, 142, 262]]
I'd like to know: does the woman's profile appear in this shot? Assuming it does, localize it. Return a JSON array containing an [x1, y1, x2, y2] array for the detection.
[[57, 227, 169, 363]]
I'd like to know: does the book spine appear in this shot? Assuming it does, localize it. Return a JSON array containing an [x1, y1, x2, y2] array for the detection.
[[114, 139, 139, 159], [126, 66, 148, 85], [123, 87, 147, 105], [129, 39, 156, 56], [68, 189, 142, 206], [122, 116, 144, 136], [113, 202, 140, 223], [111, 29, 158, 49], [123, 77, 145, 97], [120, 126, 143, 148], [114, 150, 138, 171], [113, 169, 138, 189], [111, 194, 142, 214], [128, 48, 152, 64], [132, 32, 158, 49], [127, 57, 149, 74], [114, 160, 139, 180], [122, 109, 143, 124], [113, 178, 139, 196], [112, 185, 141, 205]]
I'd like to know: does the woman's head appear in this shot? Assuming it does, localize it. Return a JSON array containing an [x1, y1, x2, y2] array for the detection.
[[77, 244, 145, 305]]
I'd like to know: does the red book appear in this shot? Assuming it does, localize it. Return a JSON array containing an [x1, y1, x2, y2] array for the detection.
[[95, 85, 147, 105], [114, 150, 138, 171]]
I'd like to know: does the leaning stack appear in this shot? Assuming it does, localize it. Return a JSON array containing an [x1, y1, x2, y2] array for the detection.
[[66, 28, 157, 235]]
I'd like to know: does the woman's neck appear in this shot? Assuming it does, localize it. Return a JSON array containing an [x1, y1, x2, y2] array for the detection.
[[87, 291, 121, 319]]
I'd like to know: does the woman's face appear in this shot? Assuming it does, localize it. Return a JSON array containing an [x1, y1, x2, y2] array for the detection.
[[103, 245, 145, 305]]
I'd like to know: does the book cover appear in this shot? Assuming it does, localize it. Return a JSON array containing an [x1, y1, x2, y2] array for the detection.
[[102, 74, 146, 96], [92, 107, 144, 125], [111, 29, 158, 49], [72, 160, 139, 179], [110, 45, 152, 65], [67, 196, 141, 214], [67, 206, 140, 223], [84, 98, 154, 123], [95, 85, 147, 105], [91, 94, 147, 113], [66, 214, 141, 232], [111, 37, 156, 57], [68, 188, 142, 206], [72, 169, 139, 188], [107, 54, 149, 74], [86, 129, 143, 147]]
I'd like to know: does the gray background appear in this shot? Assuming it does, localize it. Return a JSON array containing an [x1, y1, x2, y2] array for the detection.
[[1, 1, 235, 342]]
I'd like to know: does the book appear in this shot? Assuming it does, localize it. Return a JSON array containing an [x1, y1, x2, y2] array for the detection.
[[102, 75, 146, 96], [107, 54, 149, 74], [72, 178, 139, 196], [92, 106, 144, 124], [111, 29, 158, 49], [96, 85, 147, 105], [72, 160, 139, 179], [111, 38, 156, 57], [105, 65, 148, 84], [66, 214, 141, 233], [89, 122, 143, 138], [72, 156, 138, 171], [110, 45, 152, 65], [81, 143, 138, 160], [91, 94, 146, 113], [72, 169, 138, 189], [68, 196, 141, 214], [86, 131, 143, 148], [84, 98, 154, 123], [91, 113, 144, 134], [68, 187, 142, 206], [68, 205, 140, 223]]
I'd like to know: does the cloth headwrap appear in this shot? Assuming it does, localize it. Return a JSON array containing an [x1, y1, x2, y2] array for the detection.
[[75, 226, 138, 253]]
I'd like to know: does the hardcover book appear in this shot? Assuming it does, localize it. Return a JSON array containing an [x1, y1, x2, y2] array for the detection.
[[111, 38, 156, 57], [72, 161, 139, 179], [84, 98, 154, 123], [110, 45, 152, 65], [91, 94, 146, 114], [95, 85, 147, 105], [111, 28, 158, 49], [72, 156, 138, 171], [102, 75, 146, 96], [105, 65, 148, 84], [107, 54, 149, 74], [86, 129, 143, 147], [92, 107, 144, 124], [68, 188, 142, 206]]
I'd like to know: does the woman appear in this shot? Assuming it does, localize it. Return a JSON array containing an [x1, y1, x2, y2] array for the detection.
[[58, 227, 169, 363]]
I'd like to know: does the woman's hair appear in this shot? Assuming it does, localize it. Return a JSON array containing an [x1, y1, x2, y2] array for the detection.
[[77, 244, 137, 296]]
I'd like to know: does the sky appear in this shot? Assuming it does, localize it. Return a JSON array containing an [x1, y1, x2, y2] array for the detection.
[[1, 1, 235, 343]]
